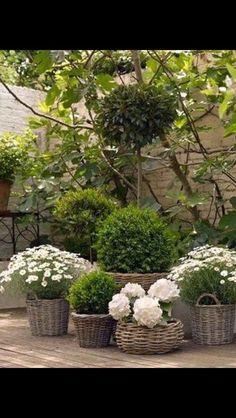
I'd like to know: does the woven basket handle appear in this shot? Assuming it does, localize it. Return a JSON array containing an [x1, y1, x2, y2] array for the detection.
[[196, 293, 221, 306], [27, 291, 39, 302]]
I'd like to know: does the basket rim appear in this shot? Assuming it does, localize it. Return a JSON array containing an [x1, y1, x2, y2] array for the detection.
[[26, 297, 68, 302], [191, 303, 236, 308], [71, 312, 112, 319], [117, 318, 181, 329], [108, 272, 169, 276]]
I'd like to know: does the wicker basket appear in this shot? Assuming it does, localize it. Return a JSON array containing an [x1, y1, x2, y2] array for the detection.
[[108, 272, 168, 292], [71, 312, 115, 348], [190, 293, 236, 345], [115, 319, 184, 354], [26, 298, 69, 336]]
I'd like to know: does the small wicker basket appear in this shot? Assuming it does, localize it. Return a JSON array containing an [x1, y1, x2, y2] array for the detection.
[[115, 319, 184, 355], [26, 298, 69, 336], [108, 272, 168, 292], [71, 312, 115, 348], [190, 293, 236, 345]]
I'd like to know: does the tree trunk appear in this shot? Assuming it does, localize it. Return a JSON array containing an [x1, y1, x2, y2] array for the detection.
[[137, 147, 142, 207], [131, 50, 144, 84], [160, 134, 200, 221]]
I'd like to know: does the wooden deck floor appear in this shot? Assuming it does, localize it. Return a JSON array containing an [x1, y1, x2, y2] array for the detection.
[[0, 309, 236, 368]]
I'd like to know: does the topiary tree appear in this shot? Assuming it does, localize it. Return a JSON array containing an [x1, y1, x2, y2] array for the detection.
[[67, 270, 117, 314], [95, 205, 175, 273], [53, 188, 118, 263], [96, 84, 176, 206]]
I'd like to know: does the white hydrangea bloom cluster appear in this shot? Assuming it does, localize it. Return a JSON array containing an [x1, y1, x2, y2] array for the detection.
[[133, 296, 162, 328], [120, 282, 145, 299], [148, 278, 180, 302], [0, 245, 92, 292], [167, 245, 236, 283], [108, 294, 131, 320], [109, 280, 180, 328]]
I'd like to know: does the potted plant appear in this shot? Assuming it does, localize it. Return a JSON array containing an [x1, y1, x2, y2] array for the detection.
[[109, 280, 183, 354], [168, 245, 236, 345], [95, 205, 175, 290], [0, 131, 34, 211], [0, 245, 92, 336], [54, 188, 118, 263], [68, 270, 117, 347]]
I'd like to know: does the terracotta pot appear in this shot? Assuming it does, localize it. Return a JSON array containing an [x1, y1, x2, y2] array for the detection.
[[0, 180, 12, 211]]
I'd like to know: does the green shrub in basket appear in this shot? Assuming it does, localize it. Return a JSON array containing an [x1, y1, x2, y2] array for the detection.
[[68, 270, 117, 314], [95, 205, 175, 273]]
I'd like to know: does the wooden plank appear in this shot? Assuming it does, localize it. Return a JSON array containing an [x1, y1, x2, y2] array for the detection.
[[0, 325, 184, 367], [0, 343, 158, 368], [1, 310, 236, 368]]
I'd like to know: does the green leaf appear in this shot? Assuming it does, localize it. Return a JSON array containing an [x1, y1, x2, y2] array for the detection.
[[28, 117, 48, 129], [186, 192, 210, 207], [219, 91, 233, 119], [34, 51, 53, 74], [224, 114, 236, 137], [147, 58, 158, 73], [95, 74, 118, 92], [174, 116, 187, 129], [226, 63, 236, 80], [140, 196, 161, 212], [45, 85, 60, 106], [218, 211, 236, 230]]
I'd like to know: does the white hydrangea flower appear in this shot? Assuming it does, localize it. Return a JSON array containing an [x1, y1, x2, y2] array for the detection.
[[133, 296, 162, 328], [19, 269, 26, 276], [220, 279, 225, 284], [214, 267, 220, 272], [148, 278, 180, 302], [220, 270, 228, 277], [120, 283, 145, 299], [109, 294, 131, 320], [41, 280, 47, 287]]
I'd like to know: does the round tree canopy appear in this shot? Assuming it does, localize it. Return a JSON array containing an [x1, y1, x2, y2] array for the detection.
[[96, 84, 176, 149]]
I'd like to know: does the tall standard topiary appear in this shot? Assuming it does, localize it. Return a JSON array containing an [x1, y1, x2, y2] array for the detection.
[[96, 206, 175, 273], [96, 84, 176, 206]]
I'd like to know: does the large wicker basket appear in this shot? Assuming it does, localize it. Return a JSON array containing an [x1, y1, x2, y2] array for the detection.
[[26, 298, 69, 336], [115, 319, 184, 355], [190, 293, 236, 345], [108, 272, 168, 292], [71, 312, 115, 348]]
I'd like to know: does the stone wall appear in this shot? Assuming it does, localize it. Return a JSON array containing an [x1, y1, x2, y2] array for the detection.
[[142, 110, 236, 223]]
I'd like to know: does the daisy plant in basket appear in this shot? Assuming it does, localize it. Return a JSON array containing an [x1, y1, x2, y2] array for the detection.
[[108, 279, 180, 328], [0, 245, 93, 300], [167, 245, 236, 305]]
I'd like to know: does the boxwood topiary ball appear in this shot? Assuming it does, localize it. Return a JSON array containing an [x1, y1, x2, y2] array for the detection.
[[96, 206, 175, 273]]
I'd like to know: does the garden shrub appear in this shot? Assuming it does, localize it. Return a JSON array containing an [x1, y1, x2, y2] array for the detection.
[[96, 206, 175, 273], [68, 270, 117, 314], [54, 188, 118, 261]]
